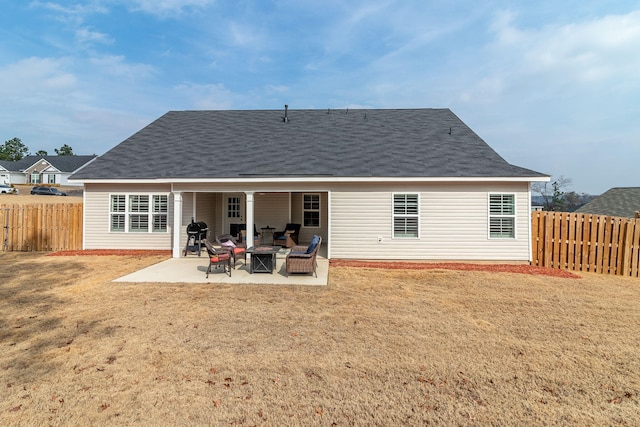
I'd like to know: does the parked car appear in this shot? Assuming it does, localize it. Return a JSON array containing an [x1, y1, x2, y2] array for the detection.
[[30, 186, 67, 196], [0, 184, 18, 194]]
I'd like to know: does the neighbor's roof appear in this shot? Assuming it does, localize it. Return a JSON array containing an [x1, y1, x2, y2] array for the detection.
[[71, 108, 548, 181], [575, 187, 640, 218], [1, 155, 97, 173]]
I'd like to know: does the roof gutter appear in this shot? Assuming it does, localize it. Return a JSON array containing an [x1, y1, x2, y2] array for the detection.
[[70, 176, 550, 185]]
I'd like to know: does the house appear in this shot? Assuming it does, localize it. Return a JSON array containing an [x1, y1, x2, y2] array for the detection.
[[0, 155, 97, 186], [575, 187, 640, 218], [69, 108, 549, 260]]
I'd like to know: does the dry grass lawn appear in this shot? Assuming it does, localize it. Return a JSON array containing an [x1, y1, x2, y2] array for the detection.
[[1, 252, 639, 426]]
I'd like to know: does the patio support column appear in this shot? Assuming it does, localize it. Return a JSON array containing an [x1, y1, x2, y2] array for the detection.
[[245, 191, 255, 248], [172, 191, 183, 258]]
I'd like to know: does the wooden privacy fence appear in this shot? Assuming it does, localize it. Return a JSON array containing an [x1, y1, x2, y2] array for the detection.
[[532, 211, 640, 277], [1, 203, 83, 252]]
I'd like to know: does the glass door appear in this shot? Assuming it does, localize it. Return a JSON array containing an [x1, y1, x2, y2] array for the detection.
[[224, 193, 245, 238]]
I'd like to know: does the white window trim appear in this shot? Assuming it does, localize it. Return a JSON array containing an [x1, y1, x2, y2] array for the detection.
[[227, 196, 242, 219], [392, 193, 420, 239], [488, 193, 517, 239], [109, 193, 170, 233], [302, 193, 321, 228]]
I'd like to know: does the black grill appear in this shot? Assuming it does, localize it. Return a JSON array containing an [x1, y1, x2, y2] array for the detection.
[[184, 219, 208, 256]]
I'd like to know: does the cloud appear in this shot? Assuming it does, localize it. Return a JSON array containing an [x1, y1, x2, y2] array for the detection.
[[0, 57, 77, 99], [488, 9, 640, 89], [29, 1, 109, 25], [128, 0, 215, 17], [227, 21, 265, 48], [173, 83, 236, 109], [89, 55, 156, 80], [449, 8, 640, 194], [75, 27, 113, 46]]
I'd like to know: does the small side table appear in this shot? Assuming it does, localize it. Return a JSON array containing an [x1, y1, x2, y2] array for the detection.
[[261, 226, 276, 245]]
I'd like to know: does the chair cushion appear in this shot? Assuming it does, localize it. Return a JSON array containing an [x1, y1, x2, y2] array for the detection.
[[222, 240, 236, 249], [233, 247, 245, 255], [306, 235, 320, 254], [211, 253, 230, 262]]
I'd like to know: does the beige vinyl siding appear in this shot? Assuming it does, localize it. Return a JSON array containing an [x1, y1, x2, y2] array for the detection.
[[291, 192, 328, 245], [330, 182, 531, 260], [193, 192, 219, 238], [83, 183, 173, 250], [84, 181, 531, 260], [254, 193, 290, 230]]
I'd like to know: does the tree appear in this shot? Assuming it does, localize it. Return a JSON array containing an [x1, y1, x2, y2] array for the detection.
[[563, 191, 594, 211], [34, 149, 48, 156], [0, 137, 29, 161], [532, 176, 572, 211], [54, 144, 74, 156]]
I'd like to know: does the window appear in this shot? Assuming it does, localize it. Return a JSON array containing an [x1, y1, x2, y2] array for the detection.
[[303, 194, 320, 227], [152, 195, 168, 232], [393, 194, 419, 238], [227, 197, 241, 218], [489, 194, 515, 238], [110, 194, 168, 233], [129, 195, 149, 232], [31, 172, 40, 184], [110, 195, 126, 232], [47, 174, 56, 184]]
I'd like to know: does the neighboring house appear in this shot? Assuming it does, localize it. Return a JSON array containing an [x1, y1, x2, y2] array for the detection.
[[70, 108, 549, 260], [575, 187, 640, 218], [0, 155, 97, 186]]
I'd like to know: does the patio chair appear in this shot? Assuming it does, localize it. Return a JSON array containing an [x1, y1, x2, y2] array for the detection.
[[286, 235, 322, 277], [237, 224, 262, 247], [215, 233, 246, 268], [203, 239, 231, 277], [273, 223, 301, 248]]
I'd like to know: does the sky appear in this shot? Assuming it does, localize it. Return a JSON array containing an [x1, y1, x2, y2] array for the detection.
[[1, 0, 639, 195]]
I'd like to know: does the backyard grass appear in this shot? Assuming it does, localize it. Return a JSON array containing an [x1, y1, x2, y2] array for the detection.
[[1, 252, 639, 426]]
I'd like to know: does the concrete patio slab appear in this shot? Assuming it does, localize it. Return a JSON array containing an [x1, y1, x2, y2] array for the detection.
[[113, 254, 328, 286]]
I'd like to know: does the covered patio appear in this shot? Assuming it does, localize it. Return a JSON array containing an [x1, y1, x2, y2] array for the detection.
[[114, 251, 329, 285], [171, 189, 329, 260]]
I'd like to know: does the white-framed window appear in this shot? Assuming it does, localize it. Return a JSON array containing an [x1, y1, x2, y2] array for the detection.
[[47, 174, 56, 184], [31, 172, 41, 184], [109, 194, 168, 233], [227, 197, 241, 218], [303, 193, 320, 227], [489, 193, 516, 238], [393, 193, 419, 238]]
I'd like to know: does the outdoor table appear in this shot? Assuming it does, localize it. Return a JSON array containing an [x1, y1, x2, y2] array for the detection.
[[246, 246, 281, 273]]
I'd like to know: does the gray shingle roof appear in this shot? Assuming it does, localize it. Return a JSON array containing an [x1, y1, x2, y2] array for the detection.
[[1, 155, 97, 172], [575, 187, 640, 218], [71, 108, 547, 180]]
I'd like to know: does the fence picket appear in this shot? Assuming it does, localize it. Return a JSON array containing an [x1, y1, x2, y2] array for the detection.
[[580, 214, 591, 272]]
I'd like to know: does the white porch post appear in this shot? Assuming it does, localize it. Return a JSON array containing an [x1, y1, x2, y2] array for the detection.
[[245, 191, 255, 248], [172, 191, 183, 258]]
